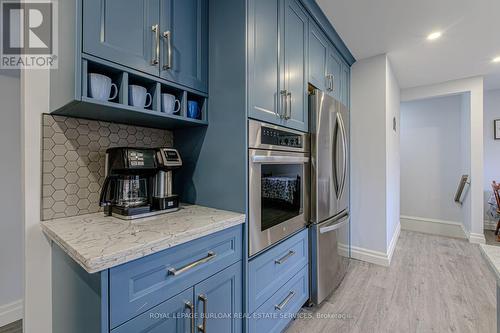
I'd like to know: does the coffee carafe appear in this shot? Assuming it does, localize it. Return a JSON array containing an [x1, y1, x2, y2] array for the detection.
[[99, 147, 182, 220]]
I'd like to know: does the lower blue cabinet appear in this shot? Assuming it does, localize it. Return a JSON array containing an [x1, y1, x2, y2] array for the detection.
[[112, 261, 242, 333], [195, 261, 243, 333], [111, 288, 193, 333]]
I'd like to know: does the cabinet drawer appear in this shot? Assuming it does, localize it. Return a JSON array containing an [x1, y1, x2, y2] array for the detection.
[[248, 228, 308, 313], [249, 265, 309, 333], [109, 225, 242, 329]]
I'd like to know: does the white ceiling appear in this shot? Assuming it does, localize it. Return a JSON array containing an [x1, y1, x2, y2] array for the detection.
[[317, 0, 500, 90]]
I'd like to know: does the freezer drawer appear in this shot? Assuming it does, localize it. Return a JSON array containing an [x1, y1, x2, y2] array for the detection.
[[310, 212, 350, 305]]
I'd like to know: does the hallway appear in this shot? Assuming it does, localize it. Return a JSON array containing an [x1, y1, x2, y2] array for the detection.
[[287, 231, 496, 333]]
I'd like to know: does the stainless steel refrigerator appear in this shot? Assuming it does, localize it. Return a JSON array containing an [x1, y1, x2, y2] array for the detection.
[[309, 89, 350, 306]]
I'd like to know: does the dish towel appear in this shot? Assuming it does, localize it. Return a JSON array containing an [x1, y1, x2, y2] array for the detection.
[[262, 176, 297, 204]]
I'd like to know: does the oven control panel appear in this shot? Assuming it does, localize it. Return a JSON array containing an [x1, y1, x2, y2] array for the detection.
[[261, 126, 303, 148]]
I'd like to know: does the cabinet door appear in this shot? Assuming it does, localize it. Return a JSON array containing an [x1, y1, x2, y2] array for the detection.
[[111, 288, 193, 333], [282, 0, 308, 132], [248, 0, 282, 125], [327, 46, 342, 100], [160, 0, 208, 93], [308, 22, 328, 92], [340, 61, 350, 107], [194, 262, 242, 333], [83, 0, 160, 76]]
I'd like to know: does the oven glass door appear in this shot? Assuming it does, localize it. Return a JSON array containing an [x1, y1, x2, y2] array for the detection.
[[249, 149, 310, 256]]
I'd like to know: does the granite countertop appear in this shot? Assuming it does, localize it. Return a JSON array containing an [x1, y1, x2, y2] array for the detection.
[[41, 205, 246, 274], [480, 244, 500, 282]]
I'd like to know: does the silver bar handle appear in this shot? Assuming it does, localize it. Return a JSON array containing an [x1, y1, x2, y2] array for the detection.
[[275, 250, 296, 264], [163, 30, 172, 70], [319, 214, 349, 234], [332, 114, 340, 198], [252, 155, 309, 164], [286, 91, 292, 120], [167, 251, 216, 276], [197, 294, 207, 332], [331, 74, 335, 92], [280, 90, 287, 119], [338, 112, 348, 200], [185, 301, 195, 333], [151, 24, 159, 65], [275, 291, 295, 311]]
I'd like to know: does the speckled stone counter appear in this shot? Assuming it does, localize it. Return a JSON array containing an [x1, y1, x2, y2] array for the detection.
[[41, 204, 246, 273]]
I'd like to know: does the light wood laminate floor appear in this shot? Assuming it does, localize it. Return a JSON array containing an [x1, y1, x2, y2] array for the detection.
[[0, 320, 21, 333], [287, 230, 496, 333]]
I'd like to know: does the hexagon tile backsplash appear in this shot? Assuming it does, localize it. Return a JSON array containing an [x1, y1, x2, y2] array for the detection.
[[42, 115, 174, 220]]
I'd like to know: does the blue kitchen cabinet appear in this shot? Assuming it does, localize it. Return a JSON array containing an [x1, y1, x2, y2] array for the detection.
[[82, 0, 160, 76], [308, 21, 329, 93], [82, 0, 208, 93], [160, 0, 208, 93], [340, 60, 350, 107], [52, 225, 243, 333], [308, 19, 350, 105], [194, 262, 243, 333], [111, 288, 193, 333], [282, 0, 309, 132], [247, 0, 281, 125], [248, 0, 309, 132], [327, 46, 342, 101]]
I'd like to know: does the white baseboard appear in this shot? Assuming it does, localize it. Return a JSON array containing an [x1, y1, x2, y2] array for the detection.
[[351, 245, 391, 267], [0, 299, 23, 327], [387, 222, 401, 265], [351, 223, 401, 267], [400, 215, 466, 239]]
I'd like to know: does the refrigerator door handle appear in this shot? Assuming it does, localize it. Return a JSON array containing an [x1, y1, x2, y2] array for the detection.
[[337, 111, 348, 200], [319, 214, 349, 234], [332, 114, 340, 199]]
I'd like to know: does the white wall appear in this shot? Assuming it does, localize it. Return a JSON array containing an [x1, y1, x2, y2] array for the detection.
[[401, 76, 484, 243], [483, 90, 500, 227], [385, 58, 400, 250], [350, 54, 400, 266], [400, 95, 463, 223], [0, 70, 23, 326], [351, 54, 388, 255]]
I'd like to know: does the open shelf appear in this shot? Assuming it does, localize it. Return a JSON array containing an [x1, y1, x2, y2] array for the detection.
[[53, 58, 208, 130]]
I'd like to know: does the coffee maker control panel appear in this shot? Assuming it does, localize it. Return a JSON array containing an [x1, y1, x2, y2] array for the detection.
[[157, 148, 182, 169]]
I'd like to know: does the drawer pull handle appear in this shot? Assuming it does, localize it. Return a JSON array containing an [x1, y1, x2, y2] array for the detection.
[[275, 250, 296, 265], [185, 301, 195, 333], [275, 291, 295, 311], [197, 294, 208, 332], [167, 251, 217, 276]]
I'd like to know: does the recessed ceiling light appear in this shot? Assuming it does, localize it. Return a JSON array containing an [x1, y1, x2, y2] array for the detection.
[[493, 56, 500, 63], [427, 31, 442, 41]]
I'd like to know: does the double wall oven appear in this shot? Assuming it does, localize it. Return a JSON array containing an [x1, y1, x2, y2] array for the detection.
[[248, 120, 310, 256]]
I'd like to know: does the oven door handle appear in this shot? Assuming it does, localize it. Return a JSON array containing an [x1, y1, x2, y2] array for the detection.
[[252, 156, 309, 164]]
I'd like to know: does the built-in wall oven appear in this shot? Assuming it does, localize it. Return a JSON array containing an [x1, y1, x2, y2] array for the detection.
[[248, 120, 310, 256]]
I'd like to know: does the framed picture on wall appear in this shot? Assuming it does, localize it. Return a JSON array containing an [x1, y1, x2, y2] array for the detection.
[[495, 119, 500, 140]]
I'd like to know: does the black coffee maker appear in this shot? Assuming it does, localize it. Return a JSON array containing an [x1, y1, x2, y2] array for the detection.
[[99, 147, 182, 220]]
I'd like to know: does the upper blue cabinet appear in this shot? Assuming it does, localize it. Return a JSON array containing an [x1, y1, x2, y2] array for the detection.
[[248, 0, 309, 132], [159, 0, 208, 93], [82, 0, 160, 77], [83, 0, 208, 94], [308, 20, 349, 106]]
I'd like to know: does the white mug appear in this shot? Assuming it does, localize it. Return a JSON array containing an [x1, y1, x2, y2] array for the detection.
[[88, 73, 118, 101], [161, 93, 181, 114], [128, 85, 152, 108]]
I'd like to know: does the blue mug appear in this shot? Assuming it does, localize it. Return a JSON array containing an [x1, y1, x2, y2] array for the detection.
[[187, 101, 200, 119]]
